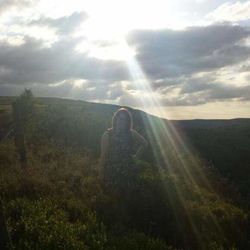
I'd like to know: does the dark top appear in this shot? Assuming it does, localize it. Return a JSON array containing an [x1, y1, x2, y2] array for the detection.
[[103, 128, 139, 193]]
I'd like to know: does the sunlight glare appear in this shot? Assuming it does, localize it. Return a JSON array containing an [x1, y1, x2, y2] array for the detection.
[[74, 0, 185, 60]]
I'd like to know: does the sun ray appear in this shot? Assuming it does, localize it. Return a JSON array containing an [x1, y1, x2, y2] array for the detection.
[[119, 39, 227, 246]]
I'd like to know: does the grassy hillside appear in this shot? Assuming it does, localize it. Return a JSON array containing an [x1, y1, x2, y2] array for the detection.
[[179, 119, 250, 198], [0, 95, 250, 249], [1, 96, 249, 197]]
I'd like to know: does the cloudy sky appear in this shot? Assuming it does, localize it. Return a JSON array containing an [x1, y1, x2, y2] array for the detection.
[[0, 0, 250, 119]]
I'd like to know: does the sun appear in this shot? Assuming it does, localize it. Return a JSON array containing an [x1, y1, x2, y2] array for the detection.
[[82, 0, 173, 38], [74, 0, 180, 60]]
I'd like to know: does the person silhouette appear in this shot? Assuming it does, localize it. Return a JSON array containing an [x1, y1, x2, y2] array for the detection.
[[99, 108, 148, 193]]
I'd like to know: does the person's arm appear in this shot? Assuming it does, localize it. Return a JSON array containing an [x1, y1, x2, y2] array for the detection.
[[99, 131, 109, 180], [131, 129, 148, 160]]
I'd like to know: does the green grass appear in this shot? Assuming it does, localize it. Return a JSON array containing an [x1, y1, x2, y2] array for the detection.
[[0, 95, 250, 249]]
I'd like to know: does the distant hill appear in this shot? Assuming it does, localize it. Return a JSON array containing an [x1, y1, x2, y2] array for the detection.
[[174, 118, 250, 129], [1, 96, 250, 197], [1, 95, 250, 249]]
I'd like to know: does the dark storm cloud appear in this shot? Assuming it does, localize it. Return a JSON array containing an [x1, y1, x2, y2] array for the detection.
[[124, 23, 250, 106], [1, 21, 250, 107], [120, 71, 250, 107], [206, 83, 250, 101], [29, 12, 88, 35], [127, 24, 250, 80], [157, 87, 250, 107], [179, 74, 218, 94], [0, 36, 129, 86], [157, 80, 250, 106], [0, 79, 126, 103], [179, 73, 250, 101], [151, 76, 188, 91]]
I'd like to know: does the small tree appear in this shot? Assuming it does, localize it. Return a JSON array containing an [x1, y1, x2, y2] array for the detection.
[[12, 89, 34, 169], [16, 89, 34, 124]]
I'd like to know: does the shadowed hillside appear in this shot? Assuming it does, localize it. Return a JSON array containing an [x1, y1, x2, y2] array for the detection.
[[0, 95, 250, 249], [1, 96, 249, 197]]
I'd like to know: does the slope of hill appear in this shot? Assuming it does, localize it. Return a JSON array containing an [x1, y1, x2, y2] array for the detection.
[[0, 95, 250, 249]]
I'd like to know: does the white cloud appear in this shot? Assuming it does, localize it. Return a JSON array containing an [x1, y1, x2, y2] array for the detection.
[[0, 0, 250, 118], [206, 1, 250, 22]]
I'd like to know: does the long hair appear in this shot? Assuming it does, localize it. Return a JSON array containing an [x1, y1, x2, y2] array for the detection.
[[109, 108, 133, 133]]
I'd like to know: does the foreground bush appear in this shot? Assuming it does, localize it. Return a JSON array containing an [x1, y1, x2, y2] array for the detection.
[[5, 198, 106, 250]]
